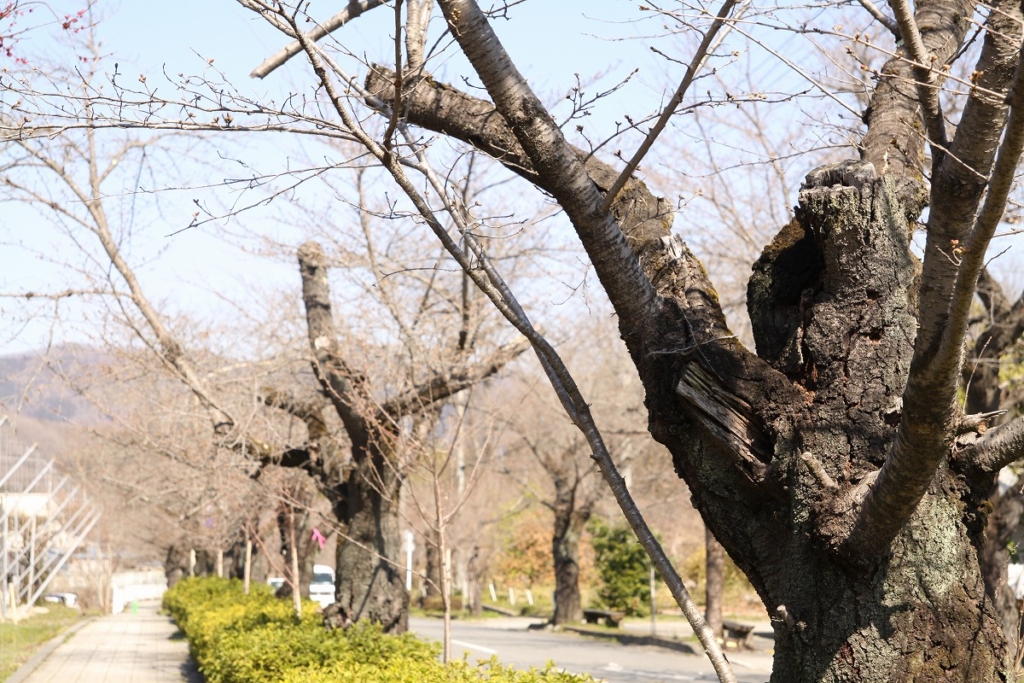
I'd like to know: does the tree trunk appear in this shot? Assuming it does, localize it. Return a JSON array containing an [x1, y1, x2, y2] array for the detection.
[[164, 544, 189, 588], [983, 484, 1024, 650], [466, 545, 483, 617], [705, 527, 724, 639], [324, 439, 408, 634], [755, 488, 1006, 681], [424, 529, 441, 600], [966, 353, 1023, 647], [656, 162, 1012, 680], [551, 481, 590, 625], [360, 8, 1019, 673]]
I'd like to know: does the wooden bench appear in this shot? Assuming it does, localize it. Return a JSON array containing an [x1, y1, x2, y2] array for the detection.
[[722, 620, 755, 648], [583, 608, 626, 628]]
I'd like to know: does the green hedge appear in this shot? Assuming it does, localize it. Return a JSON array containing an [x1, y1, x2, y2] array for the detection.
[[164, 577, 592, 683]]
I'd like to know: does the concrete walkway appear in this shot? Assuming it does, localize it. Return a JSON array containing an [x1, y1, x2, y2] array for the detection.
[[15, 601, 198, 683]]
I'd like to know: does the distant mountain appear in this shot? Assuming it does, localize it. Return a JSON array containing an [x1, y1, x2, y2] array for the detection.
[[0, 345, 109, 424]]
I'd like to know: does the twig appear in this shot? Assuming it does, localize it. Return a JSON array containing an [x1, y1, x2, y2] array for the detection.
[[887, 0, 947, 155], [855, 0, 899, 37], [249, 0, 389, 79], [601, 0, 743, 211]]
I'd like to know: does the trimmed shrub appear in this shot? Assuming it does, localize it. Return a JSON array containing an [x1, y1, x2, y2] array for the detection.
[[164, 577, 593, 683]]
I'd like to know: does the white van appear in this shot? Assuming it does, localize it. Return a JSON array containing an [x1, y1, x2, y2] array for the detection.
[[310, 564, 336, 609]]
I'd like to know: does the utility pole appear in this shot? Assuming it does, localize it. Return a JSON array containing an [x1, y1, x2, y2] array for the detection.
[[27, 515, 36, 607]]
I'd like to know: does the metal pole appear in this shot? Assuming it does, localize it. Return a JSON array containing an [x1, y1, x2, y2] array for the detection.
[[0, 462, 56, 531], [0, 458, 54, 601], [27, 516, 36, 606], [7, 490, 83, 574], [19, 505, 95, 602], [0, 476, 70, 531], [0, 445, 38, 490], [289, 509, 301, 618], [1, 510, 7, 622], [26, 511, 101, 608], [16, 503, 93, 602]]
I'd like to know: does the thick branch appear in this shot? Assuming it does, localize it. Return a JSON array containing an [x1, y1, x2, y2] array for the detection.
[[367, 64, 800, 497], [963, 415, 1024, 474], [262, 388, 330, 443], [857, 0, 900, 37], [846, 0, 1019, 558], [436, 0, 661, 357], [297, 241, 373, 445], [364, 68, 674, 252], [377, 337, 530, 419], [860, 0, 974, 185], [363, 69, 749, 373], [250, 0, 388, 79], [887, 0, 948, 154]]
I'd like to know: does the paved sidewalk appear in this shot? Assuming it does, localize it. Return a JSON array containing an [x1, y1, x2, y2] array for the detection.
[[16, 601, 197, 683]]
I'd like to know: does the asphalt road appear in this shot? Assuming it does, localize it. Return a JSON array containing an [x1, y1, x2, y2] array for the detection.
[[410, 617, 772, 683]]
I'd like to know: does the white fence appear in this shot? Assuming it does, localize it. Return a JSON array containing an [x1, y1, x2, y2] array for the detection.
[[110, 569, 167, 614]]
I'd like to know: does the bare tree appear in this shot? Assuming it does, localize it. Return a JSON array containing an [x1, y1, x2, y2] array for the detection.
[[13, 0, 1024, 678], [262, 241, 527, 632], [1, 18, 529, 633], [522, 434, 600, 626], [231, 0, 1024, 677]]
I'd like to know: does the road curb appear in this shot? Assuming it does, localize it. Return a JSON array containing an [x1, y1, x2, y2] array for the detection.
[[559, 625, 698, 655], [7, 617, 93, 683]]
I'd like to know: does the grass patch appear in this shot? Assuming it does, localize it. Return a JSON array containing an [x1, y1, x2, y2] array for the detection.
[[0, 605, 83, 681]]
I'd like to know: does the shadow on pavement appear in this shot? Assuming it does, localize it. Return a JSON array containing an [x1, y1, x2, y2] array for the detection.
[[560, 626, 699, 655], [180, 659, 204, 683]]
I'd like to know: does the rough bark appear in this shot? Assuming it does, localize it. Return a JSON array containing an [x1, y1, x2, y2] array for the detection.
[[375, 54, 1019, 672], [424, 529, 442, 600], [705, 529, 725, 639], [257, 240, 531, 632], [729, 163, 1009, 680], [357, 0, 1024, 676], [551, 476, 592, 625], [297, 241, 409, 633], [323, 442, 408, 633]]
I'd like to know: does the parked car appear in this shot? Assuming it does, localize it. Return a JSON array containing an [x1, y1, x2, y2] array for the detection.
[[310, 564, 336, 609], [267, 577, 285, 591], [42, 593, 79, 608]]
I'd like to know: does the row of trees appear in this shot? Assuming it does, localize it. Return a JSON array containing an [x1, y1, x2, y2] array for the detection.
[[5, 0, 1024, 680]]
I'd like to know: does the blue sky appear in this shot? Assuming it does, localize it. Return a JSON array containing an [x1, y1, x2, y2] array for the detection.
[[2, 0, 1023, 357], [1, 0, 681, 354]]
